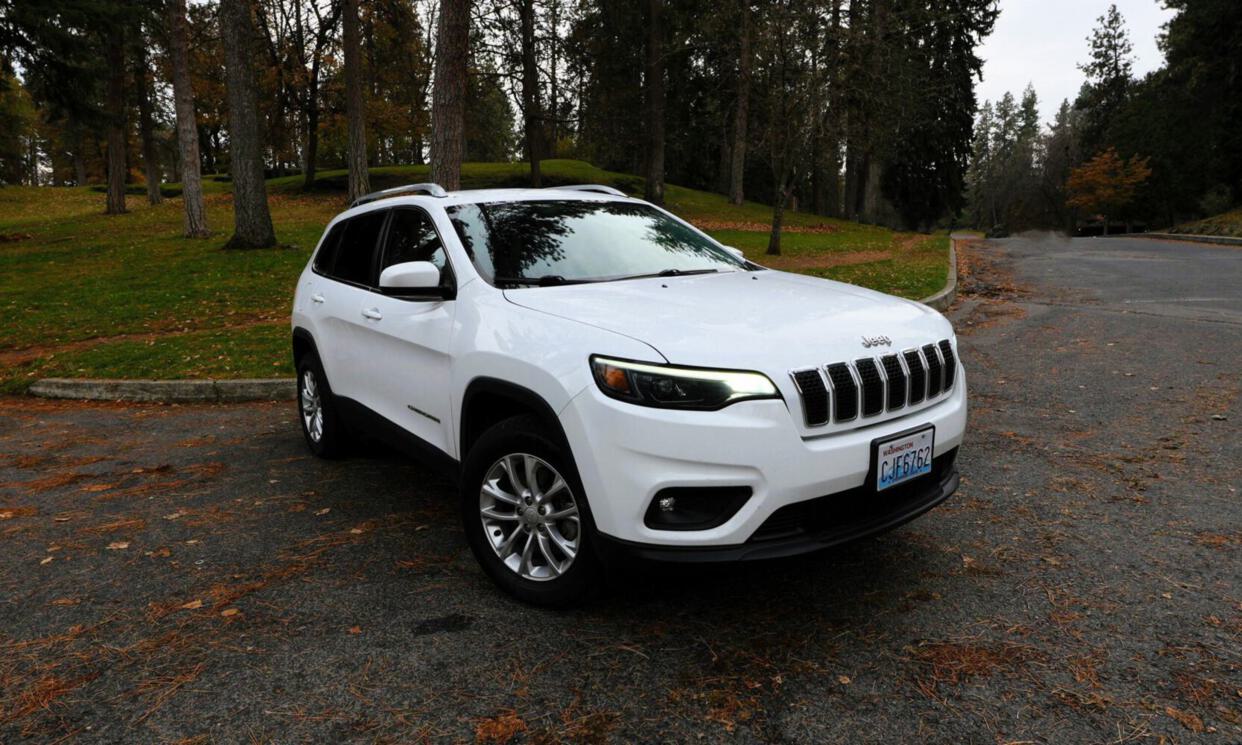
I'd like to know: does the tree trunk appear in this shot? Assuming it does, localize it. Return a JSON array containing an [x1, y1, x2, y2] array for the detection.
[[219, 0, 276, 249], [431, 0, 470, 190], [71, 124, 88, 185], [519, 0, 542, 187], [73, 150, 87, 186], [104, 33, 127, 215], [862, 157, 883, 224], [728, 0, 751, 206], [343, 0, 370, 202], [548, 0, 561, 148], [134, 42, 162, 205], [303, 73, 320, 190], [643, 0, 665, 205], [767, 174, 792, 257]]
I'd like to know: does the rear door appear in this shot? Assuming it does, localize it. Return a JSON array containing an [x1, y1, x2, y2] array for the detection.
[[313, 209, 388, 401], [358, 206, 458, 456]]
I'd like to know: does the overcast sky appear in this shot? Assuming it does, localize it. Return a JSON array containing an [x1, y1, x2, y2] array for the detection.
[[976, 0, 1175, 127]]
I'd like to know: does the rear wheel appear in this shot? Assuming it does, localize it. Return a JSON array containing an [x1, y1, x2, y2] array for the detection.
[[461, 415, 601, 606], [297, 354, 346, 458]]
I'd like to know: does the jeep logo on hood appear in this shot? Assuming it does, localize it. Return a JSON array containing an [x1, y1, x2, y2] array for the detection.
[[861, 335, 892, 348]]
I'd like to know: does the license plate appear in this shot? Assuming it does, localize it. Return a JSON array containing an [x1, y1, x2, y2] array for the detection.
[[875, 426, 935, 491]]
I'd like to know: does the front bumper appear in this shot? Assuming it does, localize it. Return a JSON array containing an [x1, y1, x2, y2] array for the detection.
[[594, 450, 957, 563], [558, 363, 967, 549]]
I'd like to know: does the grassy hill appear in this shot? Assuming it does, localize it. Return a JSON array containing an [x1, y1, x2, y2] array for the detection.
[[0, 160, 948, 391], [1171, 206, 1242, 238]]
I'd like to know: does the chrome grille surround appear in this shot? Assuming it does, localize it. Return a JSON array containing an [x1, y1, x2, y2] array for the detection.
[[790, 338, 957, 428]]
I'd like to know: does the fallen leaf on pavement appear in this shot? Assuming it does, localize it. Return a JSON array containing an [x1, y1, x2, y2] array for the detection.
[[348, 625, 361, 634], [1166, 706, 1204, 733], [475, 710, 527, 744], [51, 598, 79, 606], [181, 599, 203, 610], [837, 675, 852, 685], [221, 608, 240, 617]]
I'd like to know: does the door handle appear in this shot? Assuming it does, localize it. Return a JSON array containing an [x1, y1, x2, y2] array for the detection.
[[311, 293, 325, 304], [361, 307, 383, 320]]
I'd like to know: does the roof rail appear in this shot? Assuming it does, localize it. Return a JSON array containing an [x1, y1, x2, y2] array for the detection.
[[351, 182, 447, 208], [545, 184, 627, 198]]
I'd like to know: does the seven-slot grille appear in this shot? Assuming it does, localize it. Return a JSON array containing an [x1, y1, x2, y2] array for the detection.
[[789, 339, 957, 428]]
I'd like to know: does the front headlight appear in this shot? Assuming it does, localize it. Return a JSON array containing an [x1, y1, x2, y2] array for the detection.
[[590, 356, 780, 410]]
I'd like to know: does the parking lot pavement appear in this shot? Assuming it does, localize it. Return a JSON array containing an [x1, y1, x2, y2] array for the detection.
[[2, 234, 1239, 743]]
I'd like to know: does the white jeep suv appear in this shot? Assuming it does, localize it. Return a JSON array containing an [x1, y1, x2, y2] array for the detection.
[[291, 182, 966, 605]]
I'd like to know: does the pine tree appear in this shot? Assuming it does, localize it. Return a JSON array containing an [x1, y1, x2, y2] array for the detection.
[[1077, 4, 1133, 151]]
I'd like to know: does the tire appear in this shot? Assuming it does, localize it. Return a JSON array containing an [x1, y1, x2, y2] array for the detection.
[[461, 415, 602, 607], [296, 353, 346, 459]]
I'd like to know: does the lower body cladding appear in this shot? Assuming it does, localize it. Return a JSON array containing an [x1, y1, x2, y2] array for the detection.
[[558, 369, 967, 563]]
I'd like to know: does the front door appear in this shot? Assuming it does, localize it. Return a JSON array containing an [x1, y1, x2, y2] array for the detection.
[[358, 206, 458, 458]]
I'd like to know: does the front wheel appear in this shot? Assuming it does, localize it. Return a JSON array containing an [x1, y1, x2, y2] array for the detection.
[[461, 415, 601, 606]]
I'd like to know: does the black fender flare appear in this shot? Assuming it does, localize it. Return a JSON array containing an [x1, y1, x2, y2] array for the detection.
[[459, 377, 571, 458], [291, 327, 318, 367]]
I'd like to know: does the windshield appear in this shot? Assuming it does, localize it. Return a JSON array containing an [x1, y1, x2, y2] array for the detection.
[[446, 200, 748, 286]]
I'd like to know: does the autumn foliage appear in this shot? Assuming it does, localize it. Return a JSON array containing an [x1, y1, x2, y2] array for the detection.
[[1066, 147, 1152, 231]]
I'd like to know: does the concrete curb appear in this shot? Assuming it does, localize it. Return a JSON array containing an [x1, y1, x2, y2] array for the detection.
[[919, 236, 960, 312], [1137, 232, 1242, 247], [30, 235, 967, 403], [28, 377, 295, 403]]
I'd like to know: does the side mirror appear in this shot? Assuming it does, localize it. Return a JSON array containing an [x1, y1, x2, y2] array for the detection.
[[379, 261, 453, 299], [722, 245, 746, 262]]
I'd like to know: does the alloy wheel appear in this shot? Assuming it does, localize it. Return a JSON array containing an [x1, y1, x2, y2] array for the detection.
[[479, 453, 580, 581], [300, 369, 324, 443]]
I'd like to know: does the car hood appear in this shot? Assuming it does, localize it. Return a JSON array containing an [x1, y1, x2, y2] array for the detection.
[[503, 269, 952, 372]]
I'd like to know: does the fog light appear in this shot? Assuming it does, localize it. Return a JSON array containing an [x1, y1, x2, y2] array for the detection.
[[643, 486, 753, 531]]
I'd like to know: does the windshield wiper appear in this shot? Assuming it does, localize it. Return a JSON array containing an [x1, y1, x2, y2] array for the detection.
[[614, 268, 723, 281], [660, 268, 721, 277], [494, 274, 596, 287]]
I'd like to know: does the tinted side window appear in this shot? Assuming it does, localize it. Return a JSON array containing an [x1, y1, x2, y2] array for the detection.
[[381, 208, 447, 275], [312, 222, 346, 274], [331, 211, 386, 285]]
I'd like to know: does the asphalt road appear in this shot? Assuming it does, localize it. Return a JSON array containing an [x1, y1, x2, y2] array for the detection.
[[2, 234, 1239, 743]]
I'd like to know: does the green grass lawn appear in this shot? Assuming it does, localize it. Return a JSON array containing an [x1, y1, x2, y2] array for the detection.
[[0, 159, 948, 391]]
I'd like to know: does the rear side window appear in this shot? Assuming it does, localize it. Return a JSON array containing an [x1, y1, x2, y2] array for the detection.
[[381, 208, 447, 272], [320, 211, 386, 286]]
